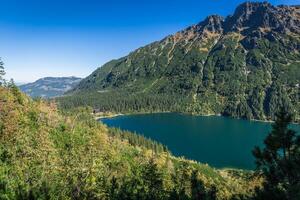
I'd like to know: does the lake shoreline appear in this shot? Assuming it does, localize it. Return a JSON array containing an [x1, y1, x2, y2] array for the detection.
[[94, 113, 124, 120], [97, 111, 300, 127], [100, 112, 300, 169], [96, 110, 278, 124]]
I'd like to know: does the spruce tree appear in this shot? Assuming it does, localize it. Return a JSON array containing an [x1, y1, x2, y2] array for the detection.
[[142, 158, 165, 200], [252, 108, 300, 200], [190, 170, 206, 200]]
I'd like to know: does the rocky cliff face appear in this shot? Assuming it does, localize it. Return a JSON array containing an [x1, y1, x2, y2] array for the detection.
[[69, 2, 300, 121], [225, 2, 300, 34]]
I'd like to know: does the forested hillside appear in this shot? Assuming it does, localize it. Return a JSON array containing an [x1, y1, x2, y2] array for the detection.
[[0, 84, 261, 199], [19, 77, 81, 98], [62, 2, 300, 122]]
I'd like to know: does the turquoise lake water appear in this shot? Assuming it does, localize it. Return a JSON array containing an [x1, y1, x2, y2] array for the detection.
[[101, 113, 300, 169]]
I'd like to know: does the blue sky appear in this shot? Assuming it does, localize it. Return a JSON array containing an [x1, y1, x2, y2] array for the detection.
[[0, 0, 299, 83]]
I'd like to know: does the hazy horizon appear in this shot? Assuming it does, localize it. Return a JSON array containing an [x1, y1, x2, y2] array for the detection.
[[1, 0, 298, 83]]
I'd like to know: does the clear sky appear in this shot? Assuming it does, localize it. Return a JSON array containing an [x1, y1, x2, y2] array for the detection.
[[0, 0, 299, 83]]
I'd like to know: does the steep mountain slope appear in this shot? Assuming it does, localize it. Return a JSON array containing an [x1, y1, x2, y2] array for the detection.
[[0, 86, 261, 199], [20, 76, 81, 98], [65, 2, 300, 121]]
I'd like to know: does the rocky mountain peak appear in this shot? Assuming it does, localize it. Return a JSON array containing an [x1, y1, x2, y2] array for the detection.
[[224, 1, 300, 34], [197, 15, 224, 33], [165, 15, 224, 44], [169, 1, 300, 43]]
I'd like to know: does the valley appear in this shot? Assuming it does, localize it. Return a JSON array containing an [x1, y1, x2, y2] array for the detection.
[[1, 1, 299, 199]]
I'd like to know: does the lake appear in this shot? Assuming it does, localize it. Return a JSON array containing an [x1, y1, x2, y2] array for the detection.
[[101, 113, 300, 169]]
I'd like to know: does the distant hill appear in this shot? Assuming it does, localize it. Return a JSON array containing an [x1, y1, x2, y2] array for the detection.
[[19, 76, 81, 98], [62, 2, 300, 122]]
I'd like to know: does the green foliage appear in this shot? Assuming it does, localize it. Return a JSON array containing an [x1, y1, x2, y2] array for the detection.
[[58, 91, 190, 114], [140, 159, 166, 200], [191, 170, 217, 200], [252, 109, 300, 200], [0, 86, 260, 199], [108, 128, 168, 154]]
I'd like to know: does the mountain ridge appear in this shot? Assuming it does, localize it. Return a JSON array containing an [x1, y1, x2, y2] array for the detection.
[[63, 1, 300, 122], [20, 76, 81, 98]]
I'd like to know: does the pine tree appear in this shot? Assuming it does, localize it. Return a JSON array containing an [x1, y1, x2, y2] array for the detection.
[[190, 170, 206, 200], [252, 108, 300, 200], [190, 170, 217, 200], [142, 158, 165, 200], [109, 176, 119, 200]]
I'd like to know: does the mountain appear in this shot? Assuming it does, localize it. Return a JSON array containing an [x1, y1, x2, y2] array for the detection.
[[62, 2, 300, 122], [20, 76, 81, 98]]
